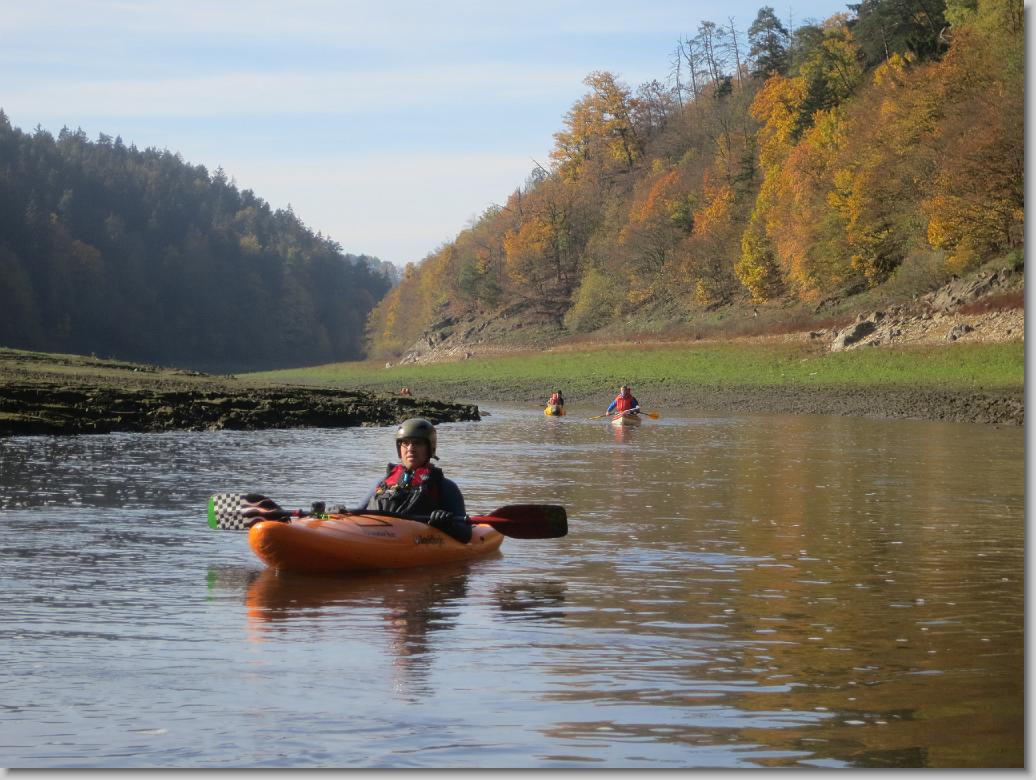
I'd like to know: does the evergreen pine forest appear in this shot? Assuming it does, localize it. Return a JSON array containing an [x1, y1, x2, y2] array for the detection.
[[0, 122, 396, 372]]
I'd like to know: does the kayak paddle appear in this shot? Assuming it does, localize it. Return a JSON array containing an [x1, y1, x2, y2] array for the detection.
[[207, 493, 568, 539], [355, 505, 568, 539], [589, 409, 661, 420], [208, 492, 310, 530], [459, 504, 567, 539]]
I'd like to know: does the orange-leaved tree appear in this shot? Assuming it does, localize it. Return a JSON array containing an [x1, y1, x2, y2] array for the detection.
[[618, 167, 689, 305], [502, 179, 585, 319]]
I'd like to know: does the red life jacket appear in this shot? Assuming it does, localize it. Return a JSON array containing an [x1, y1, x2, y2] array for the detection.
[[373, 463, 443, 516], [613, 393, 634, 412]]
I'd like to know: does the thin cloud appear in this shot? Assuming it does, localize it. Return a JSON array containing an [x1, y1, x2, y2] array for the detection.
[[3, 0, 849, 266], [2, 0, 774, 44], [5, 63, 594, 119]]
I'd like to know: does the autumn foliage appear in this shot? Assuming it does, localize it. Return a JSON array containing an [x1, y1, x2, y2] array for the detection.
[[367, 0, 1022, 358]]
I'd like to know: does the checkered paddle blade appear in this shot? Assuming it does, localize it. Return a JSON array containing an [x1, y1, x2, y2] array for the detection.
[[207, 492, 284, 530]]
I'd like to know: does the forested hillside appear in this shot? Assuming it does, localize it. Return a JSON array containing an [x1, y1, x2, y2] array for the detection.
[[0, 116, 394, 371], [367, 0, 1022, 360]]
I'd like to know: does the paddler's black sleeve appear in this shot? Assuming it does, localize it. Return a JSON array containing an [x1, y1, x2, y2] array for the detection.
[[351, 487, 377, 513], [439, 478, 466, 517]]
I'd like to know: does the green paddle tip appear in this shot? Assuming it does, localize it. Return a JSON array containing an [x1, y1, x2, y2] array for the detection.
[[206, 496, 218, 529]]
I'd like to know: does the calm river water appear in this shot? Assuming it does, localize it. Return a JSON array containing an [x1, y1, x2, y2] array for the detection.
[[0, 405, 1024, 769]]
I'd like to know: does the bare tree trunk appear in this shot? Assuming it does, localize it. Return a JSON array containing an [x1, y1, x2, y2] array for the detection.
[[682, 36, 701, 101], [727, 18, 743, 87], [669, 43, 684, 108], [697, 22, 722, 84]]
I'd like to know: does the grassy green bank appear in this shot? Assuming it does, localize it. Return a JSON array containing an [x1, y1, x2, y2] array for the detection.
[[248, 341, 1025, 426]]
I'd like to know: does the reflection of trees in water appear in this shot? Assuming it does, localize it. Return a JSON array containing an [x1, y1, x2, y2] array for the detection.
[[851, 746, 928, 768], [492, 580, 567, 622], [205, 565, 262, 599]]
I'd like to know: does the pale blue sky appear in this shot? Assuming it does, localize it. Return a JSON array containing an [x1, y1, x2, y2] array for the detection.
[[3, 0, 851, 268]]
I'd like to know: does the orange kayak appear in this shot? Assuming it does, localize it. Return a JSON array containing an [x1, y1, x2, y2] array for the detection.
[[248, 513, 504, 573]]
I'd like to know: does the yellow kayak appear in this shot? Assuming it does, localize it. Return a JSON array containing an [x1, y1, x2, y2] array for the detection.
[[611, 412, 642, 427], [544, 404, 565, 416]]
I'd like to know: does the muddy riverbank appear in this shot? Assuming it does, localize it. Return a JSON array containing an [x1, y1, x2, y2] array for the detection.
[[0, 349, 480, 436], [326, 374, 1024, 427]]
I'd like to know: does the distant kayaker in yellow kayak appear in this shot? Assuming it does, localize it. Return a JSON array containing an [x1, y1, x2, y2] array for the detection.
[[547, 389, 565, 413], [347, 417, 471, 543], [606, 385, 640, 417]]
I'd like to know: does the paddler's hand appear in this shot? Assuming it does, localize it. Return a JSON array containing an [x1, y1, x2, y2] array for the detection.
[[428, 510, 454, 529], [428, 510, 473, 543]]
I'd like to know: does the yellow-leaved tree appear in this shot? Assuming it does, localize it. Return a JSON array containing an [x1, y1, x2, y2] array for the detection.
[[738, 18, 864, 299], [824, 52, 938, 286], [922, 0, 1024, 272], [686, 170, 740, 306], [736, 73, 807, 300], [551, 71, 643, 181]]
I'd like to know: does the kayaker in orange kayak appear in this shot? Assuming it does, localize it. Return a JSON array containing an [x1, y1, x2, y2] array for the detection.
[[341, 417, 472, 543], [606, 385, 640, 417]]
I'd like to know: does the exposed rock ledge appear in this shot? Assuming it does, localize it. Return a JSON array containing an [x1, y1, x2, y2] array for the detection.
[[394, 266, 1024, 365], [825, 267, 1023, 351], [0, 349, 480, 436]]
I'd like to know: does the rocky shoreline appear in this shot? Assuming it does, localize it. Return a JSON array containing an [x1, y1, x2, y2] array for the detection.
[[0, 349, 481, 436], [394, 265, 1025, 361]]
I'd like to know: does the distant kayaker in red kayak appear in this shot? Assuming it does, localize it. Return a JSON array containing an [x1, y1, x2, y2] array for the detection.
[[349, 417, 472, 543], [606, 385, 640, 417]]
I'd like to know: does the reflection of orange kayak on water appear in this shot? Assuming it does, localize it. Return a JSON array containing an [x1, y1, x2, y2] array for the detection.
[[243, 561, 480, 663], [249, 513, 504, 574], [544, 404, 565, 416], [244, 563, 476, 620], [611, 413, 642, 427]]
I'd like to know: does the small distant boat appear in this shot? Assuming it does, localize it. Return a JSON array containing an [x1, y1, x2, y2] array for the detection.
[[611, 412, 642, 427], [544, 404, 565, 416]]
